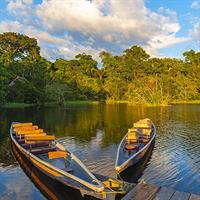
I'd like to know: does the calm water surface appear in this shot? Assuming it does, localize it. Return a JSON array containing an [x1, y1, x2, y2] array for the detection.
[[0, 104, 200, 199]]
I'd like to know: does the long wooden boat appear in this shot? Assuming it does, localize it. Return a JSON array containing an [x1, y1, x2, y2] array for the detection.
[[115, 119, 156, 174], [10, 122, 133, 199]]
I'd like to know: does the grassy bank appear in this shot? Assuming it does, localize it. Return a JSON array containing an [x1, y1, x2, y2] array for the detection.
[[1, 101, 100, 108], [105, 100, 170, 106], [64, 100, 100, 106], [105, 99, 200, 106], [172, 100, 200, 105], [1, 102, 36, 108], [105, 100, 129, 104], [2, 99, 200, 109]]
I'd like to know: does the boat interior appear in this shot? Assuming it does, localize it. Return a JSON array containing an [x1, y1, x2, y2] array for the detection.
[[12, 122, 132, 195], [12, 122, 95, 185], [117, 118, 154, 166]]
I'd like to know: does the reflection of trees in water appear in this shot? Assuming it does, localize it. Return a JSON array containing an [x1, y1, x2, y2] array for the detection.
[[39, 106, 101, 141], [0, 104, 200, 152], [0, 138, 15, 166], [0, 105, 175, 150], [0, 116, 15, 165]]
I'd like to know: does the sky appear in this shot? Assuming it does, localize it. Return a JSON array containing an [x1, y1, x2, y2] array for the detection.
[[0, 0, 199, 62]]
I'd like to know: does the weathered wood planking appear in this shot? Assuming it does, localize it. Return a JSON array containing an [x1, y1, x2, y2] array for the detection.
[[189, 194, 200, 200], [154, 187, 175, 200], [170, 191, 191, 200], [123, 183, 160, 200], [123, 183, 200, 200]]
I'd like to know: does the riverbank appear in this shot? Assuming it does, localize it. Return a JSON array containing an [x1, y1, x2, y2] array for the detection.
[[172, 100, 200, 104], [1, 99, 200, 108], [1, 101, 100, 108], [1, 103, 36, 108], [105, 100, 170, 107], [64, 100, 99, 106], [106, 99, 200, 106]]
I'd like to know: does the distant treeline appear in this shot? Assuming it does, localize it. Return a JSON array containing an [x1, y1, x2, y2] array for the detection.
[[0, 32, 200, 106]]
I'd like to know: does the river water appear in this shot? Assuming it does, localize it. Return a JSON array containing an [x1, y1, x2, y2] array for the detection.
[[0, 104, 200, 199]]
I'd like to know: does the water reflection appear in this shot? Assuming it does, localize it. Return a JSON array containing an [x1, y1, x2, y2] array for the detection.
[[0, 104, 200, 199]]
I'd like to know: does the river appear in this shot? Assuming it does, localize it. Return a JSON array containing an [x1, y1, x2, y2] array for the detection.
[[0, 104, 200, 199]]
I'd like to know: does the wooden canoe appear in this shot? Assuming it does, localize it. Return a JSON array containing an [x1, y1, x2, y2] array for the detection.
[[10, 122, 133, 199], [115, 119, 156, 174]]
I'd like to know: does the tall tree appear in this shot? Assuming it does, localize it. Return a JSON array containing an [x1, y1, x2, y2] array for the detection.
[[0, 32, 40, 64]]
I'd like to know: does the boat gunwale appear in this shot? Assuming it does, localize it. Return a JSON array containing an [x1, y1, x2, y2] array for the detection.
[[115, 123, 156, 173], [10, 122, 104, 193]]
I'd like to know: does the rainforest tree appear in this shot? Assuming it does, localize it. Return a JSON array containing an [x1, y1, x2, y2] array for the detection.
[[0, 32, 200, 106]]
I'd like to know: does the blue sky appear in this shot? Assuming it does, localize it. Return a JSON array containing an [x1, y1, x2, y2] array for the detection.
[[0, 0, 199, 61]]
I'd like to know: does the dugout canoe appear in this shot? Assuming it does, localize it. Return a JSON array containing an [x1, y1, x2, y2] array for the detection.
[[10, 122, 132, 199], [115, 119, 156, 174]]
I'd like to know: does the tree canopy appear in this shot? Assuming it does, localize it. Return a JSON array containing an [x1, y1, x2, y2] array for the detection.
[[0, 32, 200, 106]]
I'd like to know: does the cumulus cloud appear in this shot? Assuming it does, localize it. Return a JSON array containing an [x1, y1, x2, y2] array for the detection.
[[7, 0, 36, 26], [191, 1, 200, 9], [0, 20, 22, 32], [25, 26, 105, 61], [0, 0, 190, 60], [7, 0, 33, 15], [36, 0, 189, 55], [190, 22, 200, 46]]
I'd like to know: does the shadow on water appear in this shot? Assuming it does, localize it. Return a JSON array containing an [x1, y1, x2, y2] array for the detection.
[[118, 140, 155, 183]]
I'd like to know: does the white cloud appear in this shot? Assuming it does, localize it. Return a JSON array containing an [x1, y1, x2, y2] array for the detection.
[[7, 0, 32, 13], [190, 22, 200, 46], [0, 19, 102, 61], [36, 0, 188, 56], [0, 20, 22, 32], [191, 1, 200, 9], [1, 0, 190, 60], [145, 34, 191, 56]]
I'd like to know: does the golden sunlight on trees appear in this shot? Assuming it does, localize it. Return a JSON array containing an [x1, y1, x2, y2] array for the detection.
[[0, 32, 200, 106]]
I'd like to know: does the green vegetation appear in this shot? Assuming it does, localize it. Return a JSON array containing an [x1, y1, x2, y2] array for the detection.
[[64, 101, 99, 106], [2, 103, 36, 108], [0, 32, 200, 107]]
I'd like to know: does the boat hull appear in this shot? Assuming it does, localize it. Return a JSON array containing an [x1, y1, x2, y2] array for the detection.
[[11, 139, 86, 200], [11, 122, 133, 199], [10, 123, 104, 199], [115, 123, 156, 174], [119, 139, 154, 173], [119, 140, 155, 181]]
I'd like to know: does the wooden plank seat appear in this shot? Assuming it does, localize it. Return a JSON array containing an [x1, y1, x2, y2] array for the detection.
[[127, 129, 139, 144], [16, 131, 45, 139], [134, 123, 152, 128], [13, 123, 33, 128], [134, 118, 153, 129], [23, 133, 47, 141], [25, 135, 55, 144], [14, 125, 39, 132], [16, 129, 43, 135], [138, 127, 152, 143], [48, 151, 67, 159], [126, 129, 139, 150], [48, 151, 74, 173], [17, 135, 44, 140], [22, 141, 51, 149]]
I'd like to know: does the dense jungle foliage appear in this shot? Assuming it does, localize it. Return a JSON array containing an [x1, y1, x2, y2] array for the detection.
[[0, 32, 200, 106]]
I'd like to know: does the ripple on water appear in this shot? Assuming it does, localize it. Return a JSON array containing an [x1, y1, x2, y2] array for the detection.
[[1, 104, 200, 198]]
